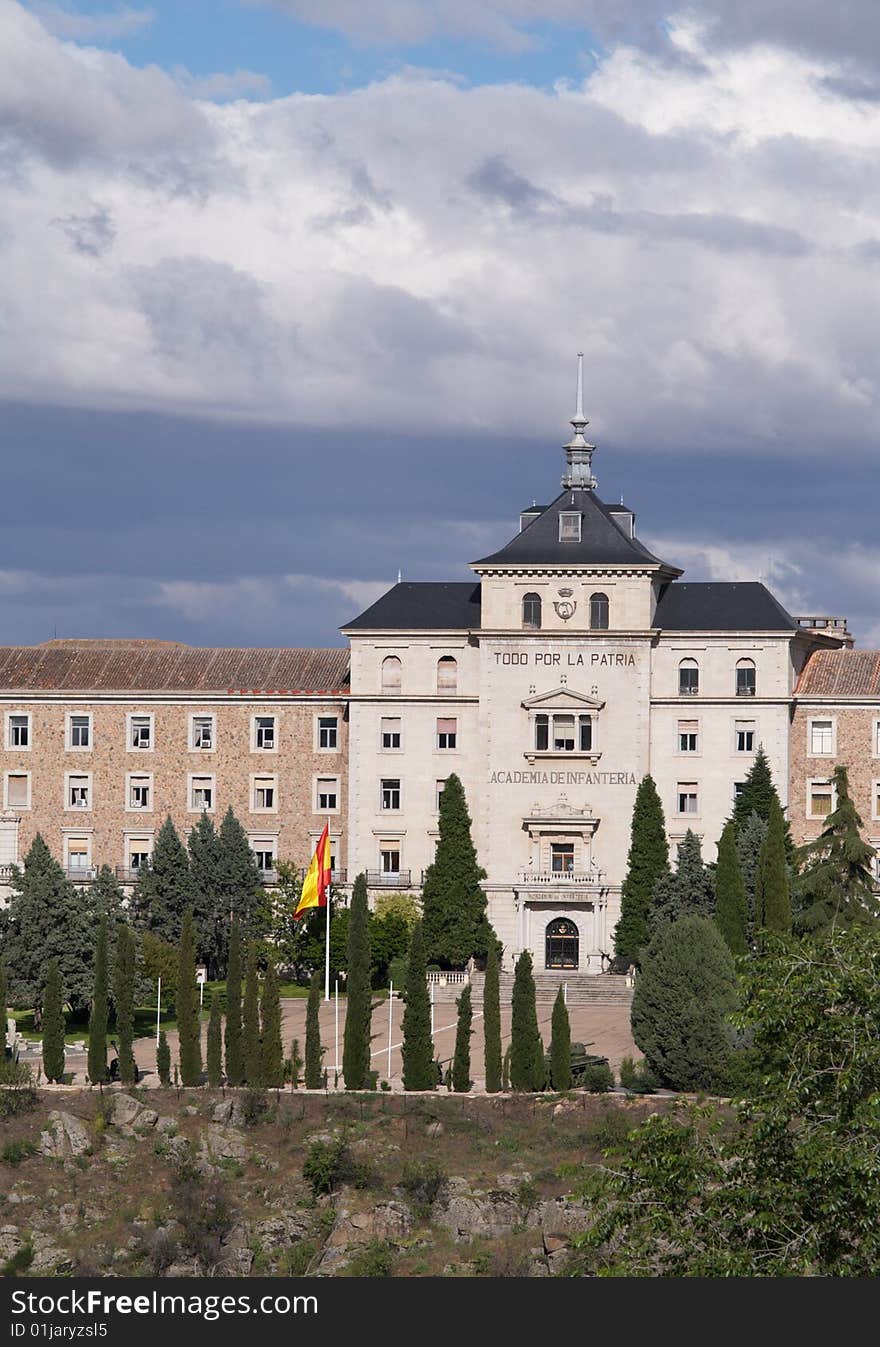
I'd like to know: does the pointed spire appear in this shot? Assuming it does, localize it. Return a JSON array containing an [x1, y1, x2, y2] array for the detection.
[[562, 351, 596, 490]]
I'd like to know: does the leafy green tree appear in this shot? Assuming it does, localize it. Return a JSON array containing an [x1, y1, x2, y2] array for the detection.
[[452, 984, 473, 1092], [510, 951, 543, 1092], [631, 915, 737, 1092], [0, 834, 94, 1014], [714, 821, 749, 956], [651, 831, 715, 932], [550, 986, 572, 1091], [402, 922, 434, 1090], [243, 946, 261, 1086], [372, 892, 420, 929], [794, 764, 878, 936], [41, 960, 66, 1083], [156, 1030, 171, 1087], [735, 811, 768, 930], [224, 917, 244, 1087], [87, 915, 109, 1085], [343, 874, 372, 1089], [140, 932, 178, 1013], [132, 817, 193, 946], [305, 971, 323, 1089], [615, 775, 669, 960], [421, 775, 488, 969], [754, 796, 792, 941], [483, 940, 502, 1093], [207, 990, 223, 1087], [176, 910, 202, 1086], [370, 909, 411, 988], [260, 956, 284, 1088], [113, 923, 137, 1086]]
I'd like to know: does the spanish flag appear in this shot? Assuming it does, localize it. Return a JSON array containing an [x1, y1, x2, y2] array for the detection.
[[294, 824, 332, 920]]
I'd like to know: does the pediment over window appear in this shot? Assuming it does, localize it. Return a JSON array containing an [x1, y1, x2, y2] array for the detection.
[[521, 686, 605, 711]]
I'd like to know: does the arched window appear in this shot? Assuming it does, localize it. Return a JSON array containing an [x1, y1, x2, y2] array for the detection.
[[523, 592, 542, 630], [546, 918, 579, 970], [736, 658, 756, 697], [437, 656, 457, 693], [679, 658, 699, 696], [381, 655, 401, 693], [589, 592, 609, 630]]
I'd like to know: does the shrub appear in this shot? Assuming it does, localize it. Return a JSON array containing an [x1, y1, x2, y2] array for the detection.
[[281, 1242, 317, 1276], [169, 1158, 234, 1268], [583, 1062, 615, 1093], [2, 1244, 34, 1277], [344, 1239, 395, 1277], [302, 1138, 347, 1196], [618, 1056, 658, 1094], [1, 1138, 37, 1165], [582, 1106, 634, 1153], [399, 1159, 447, 1218], [242, 1089, 273, 1127]]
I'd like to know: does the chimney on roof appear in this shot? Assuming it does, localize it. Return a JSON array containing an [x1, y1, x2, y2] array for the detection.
[[795, 615, 854, 648]]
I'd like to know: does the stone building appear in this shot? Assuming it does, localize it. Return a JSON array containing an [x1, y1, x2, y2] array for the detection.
[[0, 639, 349, 898], [342, 358, 840, 974]]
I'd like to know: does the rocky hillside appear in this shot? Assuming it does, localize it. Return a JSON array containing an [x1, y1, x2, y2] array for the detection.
[[0, 1086, 664, 1278]]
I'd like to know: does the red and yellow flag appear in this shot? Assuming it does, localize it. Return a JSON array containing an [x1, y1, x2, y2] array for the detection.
[[294, 824, 332, 920]]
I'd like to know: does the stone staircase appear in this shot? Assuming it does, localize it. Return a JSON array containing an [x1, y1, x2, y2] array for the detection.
[[432, 971, 633, 1008]]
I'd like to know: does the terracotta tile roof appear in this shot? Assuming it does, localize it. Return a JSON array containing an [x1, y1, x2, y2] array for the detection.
[[796, 649, 880, 697], [0, 640, 350, 695]]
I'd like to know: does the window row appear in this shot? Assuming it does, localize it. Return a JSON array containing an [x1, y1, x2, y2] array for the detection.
[[677, 659, 757, 697], [380, 716, 458, 751], [377, 778, 450, 812], [2, 771, 343, 816], [54, 836, 340, 882], [805, 718, 880, 758], [676, 719, 757, 754], [380, 656, 459, 694], [2, 712, 340, 754], [807, 778, 880, 821], [522, 591, 609, 631]]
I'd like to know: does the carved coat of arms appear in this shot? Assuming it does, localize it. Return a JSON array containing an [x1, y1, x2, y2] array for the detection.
[[553, 587, 577, 621]]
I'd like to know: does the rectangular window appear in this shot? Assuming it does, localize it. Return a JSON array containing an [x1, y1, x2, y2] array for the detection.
[[736, 665, 756, 697], [254, 847, 275, 873], [316, 777, 339, 811], [5, 772, 30, 809], [380, 843, 401, 874], [552, 715, 575, 752], [875, 720, 880, 757], [679, 665, 699, 696], [129, 715, 153, 751], [735, 720, 755, 753], [810, 720, 834, 755], [253, 777, 276, 811], [8, 714, 29, 749], [191, 715, 214, 751], [678, 720, 699, 753], [381, 717, 402, 750], [66, 838, 91, 873], [67, 774, 90, 809], [874, 783, 880, 821], [535, 714, 549, 752], [254, 716, 276, 751], [579, 716, 592, 752], [318, 716, 338, 750], [733, 781, 747, 804], [436, 779, 446, 811], [69, 714, 91, 749], [677, 782, 698, 814], [381, 778, 401, 811], [128, 844, 151, 873], [190, 776, 214, 811], [551, 842, 575, 874], [128, 775, 151, 810], [437, 717, 457, 750], [809, 779, 833, 818]]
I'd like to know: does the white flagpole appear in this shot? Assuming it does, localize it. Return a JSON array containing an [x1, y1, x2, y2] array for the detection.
[[334, 977, 340, 1074], [387, 982, 394, 1081], [324, 820, 331, 1002], [156, 976, 161, 1046]]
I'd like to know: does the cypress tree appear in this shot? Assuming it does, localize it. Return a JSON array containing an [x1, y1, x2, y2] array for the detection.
[[0, 966, 7, 1058], [794, 764, 878, 935], [1, 834, 93, 1013], [87, 914, 109, 1085], [452, 984, 473, 1092], [187, 812, 223, 975], [156, 1029, 171, 1086], [243, 945, 261, 1085], [714, 820, 749, 956], [114, 923, 137, 1086], [483, 940, 502, 1093], [502, 1045, 511, 1091], [207, 990, 223, 1087], [224, 917, 244, 1086], [42, 960, 66, 1083], [550, 986, 572, 1091], [177, 910, 202, 1086], [217, 807, 263, 952], [305, 970, 323, 1089], [401, 922, 434, 1090], [421, 775, 488, 969], [260, 956, 284, 1088], [343, 873, 372, 1090], [132, 816, 193, 946], [289, 1039, 303, 1089], [510, 951, 543, 1092], [755, 796, 792, 942], [651, 830, 715, 932], [631, 915, 737, 1092], [736, 811, 768, 930], [615, 775, 669, 960]]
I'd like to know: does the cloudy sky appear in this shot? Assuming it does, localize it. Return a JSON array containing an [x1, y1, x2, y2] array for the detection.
[[3, 0, 880, 649]]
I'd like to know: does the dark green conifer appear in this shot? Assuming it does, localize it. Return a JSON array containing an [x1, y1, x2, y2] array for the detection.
[[421, 775, 488, 968], [176, 910, 202, 1086], [132, 816, 193, 946], [114, 923, 137, 1085], [243, 945, 261, 1085], [509, 952, 543, 1091], [87, 915, 109, 1085], [550, 986, 572, 1091], [41, 959, 66, 1083], [343, 873, 372, 1089], [1, 834, 92, 1013], [794, 764, 878, 935], [207, 990, 223, 1087], [732, 747, 793, 855], [651, 830, 715, 931], [452, 984, 473, 1092], [305, 971, 323, 1089], [483, 940, 502, 1093], [156, 1029, 171, 1086], [401, 922, 434, 1090], [260, 956, 284, 1088], [714, 820, 749, 956], [755, 797, 792, 942], [615, 775, 669, 960], [224, 917, 244, 1086], [0, 967, 7, 1058]]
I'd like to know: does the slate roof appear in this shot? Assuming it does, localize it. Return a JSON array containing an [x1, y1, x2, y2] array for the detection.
[[0, 640, 350, 694], [653, 582, 796, 632], [343, 583, 482, 631], [472, 489, 679, 571], [796, 649, 880, 697]]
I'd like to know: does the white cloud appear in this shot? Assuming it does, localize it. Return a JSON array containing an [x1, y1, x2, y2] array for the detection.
[[29, 3, 155, 42], [155, 574, 389, 625], [172, 66, 273, 101]]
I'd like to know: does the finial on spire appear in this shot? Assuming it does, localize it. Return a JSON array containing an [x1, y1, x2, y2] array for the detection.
[[562, 351, 597, 491]]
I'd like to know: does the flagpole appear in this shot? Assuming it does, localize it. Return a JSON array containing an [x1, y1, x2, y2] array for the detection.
[[324, 818, 331, 1002]]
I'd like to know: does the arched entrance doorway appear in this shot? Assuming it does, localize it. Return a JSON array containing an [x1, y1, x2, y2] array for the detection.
[[545, 918, 579, 970]]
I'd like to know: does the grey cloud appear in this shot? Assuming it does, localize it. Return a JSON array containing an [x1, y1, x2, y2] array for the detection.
[[50, 204, 115, 257], [30, 3, 156, 42]]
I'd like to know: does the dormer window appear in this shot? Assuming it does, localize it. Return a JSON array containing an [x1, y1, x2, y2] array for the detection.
[[559, 512, 581, 542], [523, 593, 542, 630]]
